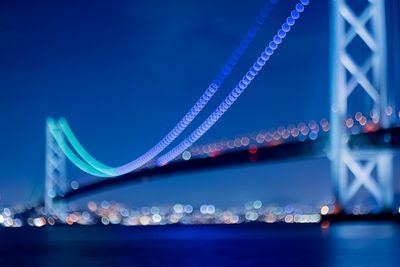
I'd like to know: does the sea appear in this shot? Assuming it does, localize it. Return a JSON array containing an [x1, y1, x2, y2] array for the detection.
[[0, 222, 399, 266]]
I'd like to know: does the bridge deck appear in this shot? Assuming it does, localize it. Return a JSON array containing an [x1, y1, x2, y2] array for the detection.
[[56, 127, 400, 201]]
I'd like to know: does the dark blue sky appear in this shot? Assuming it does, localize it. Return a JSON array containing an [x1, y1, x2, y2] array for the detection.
[[0, 0, 398, 207]]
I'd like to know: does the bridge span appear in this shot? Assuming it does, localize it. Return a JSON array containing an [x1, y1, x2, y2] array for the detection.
[[55, 127, 400, 201]]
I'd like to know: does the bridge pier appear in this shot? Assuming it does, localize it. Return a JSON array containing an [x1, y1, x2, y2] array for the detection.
[[45, 119, 68, 221], [330, 0, 394, 213]]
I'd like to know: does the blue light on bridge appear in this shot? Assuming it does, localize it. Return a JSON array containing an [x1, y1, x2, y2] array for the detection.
[[157, 0, 309, 166], [47, 0, 281, 177]]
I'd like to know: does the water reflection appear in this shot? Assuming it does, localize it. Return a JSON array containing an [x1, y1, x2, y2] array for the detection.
[[0, 223, 398, 266], [327, 223, 399, 267]]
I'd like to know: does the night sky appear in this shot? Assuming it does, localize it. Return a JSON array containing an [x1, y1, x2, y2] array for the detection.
[[0, 0, 399, 207]]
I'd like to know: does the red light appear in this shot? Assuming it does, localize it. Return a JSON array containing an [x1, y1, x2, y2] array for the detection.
[[208, 152, 220, 157], [321, 220, 330, 230], [249, 145, 257, 154], [364, 123, 378, 133]]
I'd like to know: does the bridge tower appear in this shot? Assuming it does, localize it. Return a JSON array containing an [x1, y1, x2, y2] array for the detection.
[[45, 119, 67, 219], [330, 0, 394, 212]]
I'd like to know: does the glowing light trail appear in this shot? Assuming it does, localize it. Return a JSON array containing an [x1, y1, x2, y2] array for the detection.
[[157, 0, 310, 165], [49, 0, 279, 177], [47, 118, 110, 177]]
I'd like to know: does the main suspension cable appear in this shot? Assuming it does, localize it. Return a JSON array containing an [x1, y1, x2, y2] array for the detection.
[[50, 0, 280, 177]]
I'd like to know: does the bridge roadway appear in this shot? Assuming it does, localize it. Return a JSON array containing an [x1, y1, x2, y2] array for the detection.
[[56, 127, 400, 201]]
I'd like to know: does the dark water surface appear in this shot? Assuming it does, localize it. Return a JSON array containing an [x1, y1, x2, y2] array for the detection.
[[0, 222, 399, 266]]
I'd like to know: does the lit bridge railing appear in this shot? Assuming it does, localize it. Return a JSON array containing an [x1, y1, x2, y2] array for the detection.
[[54, 126, 400, 202]]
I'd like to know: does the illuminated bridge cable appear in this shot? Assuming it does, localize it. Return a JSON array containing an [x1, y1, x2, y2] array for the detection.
[[157, 0, 310, 165], [57, 118, 120, 176], [51, 0, 280, 177], [47, 118, 110, 177]]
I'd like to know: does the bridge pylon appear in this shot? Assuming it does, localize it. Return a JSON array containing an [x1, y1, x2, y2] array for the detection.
[[45, 119, 67, 220], [330, 0, 394, 212]]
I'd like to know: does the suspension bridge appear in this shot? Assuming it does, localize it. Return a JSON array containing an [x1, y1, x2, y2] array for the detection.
[[42, 0, 400, 219]]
